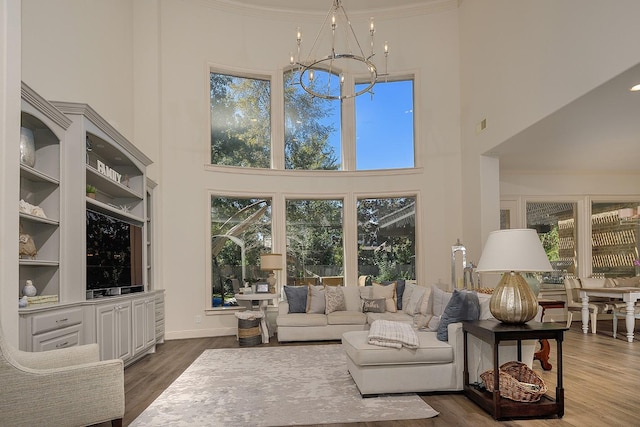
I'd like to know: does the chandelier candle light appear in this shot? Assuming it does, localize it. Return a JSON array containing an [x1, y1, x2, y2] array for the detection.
[[260, 253, 283, 294], [290, 0, 389, 101], [476, 229, 553, 324]]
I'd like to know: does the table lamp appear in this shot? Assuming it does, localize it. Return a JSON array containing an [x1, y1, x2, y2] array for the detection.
[[476, 229, 553, 323], [260, 253, 282, 294]]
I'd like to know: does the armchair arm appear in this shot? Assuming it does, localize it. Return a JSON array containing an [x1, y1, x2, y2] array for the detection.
[[10, 343, 100, 370], [1, 357, 124, 427], [278, 301, 290, 315]]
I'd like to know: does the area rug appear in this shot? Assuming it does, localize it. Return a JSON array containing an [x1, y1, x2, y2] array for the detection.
[[130, 344, 438, 426]]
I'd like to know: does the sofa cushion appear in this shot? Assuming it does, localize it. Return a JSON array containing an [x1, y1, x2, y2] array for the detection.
[[327, 310, 367, 325], [283, 285, 308, 313], [437, 290, 480, 341], [306, 285, 326, 314], [402, 282, 415, 311], [365, 311, 413, 325], [342, 330, 454, 366], [372, 283, 397, 312], [325, 286, 346, 314], [430, 285, 452, 317], [277, 312, 328, 327], [405, 285, 426, 315], [382, 280, 406, 310], [343, 286, 362, 311], [362, 298, 386, 313]]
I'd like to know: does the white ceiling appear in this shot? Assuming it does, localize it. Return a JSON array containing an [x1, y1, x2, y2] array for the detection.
[[228, 0, 438, 14], [490, 63, 640, 174]]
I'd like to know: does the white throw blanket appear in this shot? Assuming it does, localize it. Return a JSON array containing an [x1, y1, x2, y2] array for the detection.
[[367, 319, 419, 349]]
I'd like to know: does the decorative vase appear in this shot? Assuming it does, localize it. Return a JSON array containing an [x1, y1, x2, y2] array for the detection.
[[489, 272, 538, 324], [22, 280, 37, 297], [20, 127, 36, 167]]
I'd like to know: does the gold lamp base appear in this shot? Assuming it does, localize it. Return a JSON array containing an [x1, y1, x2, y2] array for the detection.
[[489, 272, 538, 324]]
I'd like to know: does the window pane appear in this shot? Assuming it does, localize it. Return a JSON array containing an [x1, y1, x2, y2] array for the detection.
[[591, 202, 640, 278], [526, 202, 578, 282], [355, 80, 414, 170], [285, 199, 343, 284], [210, 196, 272, 307], [283, 70, 340, 170], [210, 72, 271, 168], [357, 197, 416, 281]]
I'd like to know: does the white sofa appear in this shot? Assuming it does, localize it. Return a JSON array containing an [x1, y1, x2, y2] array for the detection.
[[276, 284, 413, 342], [276, 282, 541, 396], [342, 320, 538, 396]]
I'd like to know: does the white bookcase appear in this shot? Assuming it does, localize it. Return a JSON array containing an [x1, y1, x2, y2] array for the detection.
[[19, 83, 71, 300], [18, 84, 160, 364]]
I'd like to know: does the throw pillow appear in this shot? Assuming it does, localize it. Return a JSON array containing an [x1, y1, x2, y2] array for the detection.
[[306, 285, 326, 314], [283, 285, 308, 313], [325, 285, 346, 314], [402, 282, 415, 311], [418, 286, 432, 315], [430, 285, 453, 317], [385, 280, 406, 310], [436, 290, 480, 341], [362, 298, 386, 313], [372, 282, 397, 313], [405, 285, 426, 315]]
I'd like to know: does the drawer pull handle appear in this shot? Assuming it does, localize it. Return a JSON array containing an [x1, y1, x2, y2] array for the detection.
[[56, 342, 69, 348], [56, 318, 68, 323]]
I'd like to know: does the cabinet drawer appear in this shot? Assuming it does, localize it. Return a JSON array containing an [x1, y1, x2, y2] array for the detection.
[[31, 308, 83, 334], [33, 324, 82, 352]]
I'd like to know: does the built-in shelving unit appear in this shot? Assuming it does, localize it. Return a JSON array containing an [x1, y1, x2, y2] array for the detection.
[[18, 84, 160, 362], [19, 83, 71, 300]]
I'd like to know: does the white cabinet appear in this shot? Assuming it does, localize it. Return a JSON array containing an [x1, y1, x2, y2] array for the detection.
[[132, 296, 155, 356], [96, 300, 132, 361], [19, 306, 83, 352]]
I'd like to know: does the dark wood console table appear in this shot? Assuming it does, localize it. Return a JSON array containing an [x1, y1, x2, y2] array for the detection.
[[463, 320, 568, 420], [534, 300, 566, 370]]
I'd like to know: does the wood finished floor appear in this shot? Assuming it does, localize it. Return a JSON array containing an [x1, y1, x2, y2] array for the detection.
[[120, 320, 640, 427]]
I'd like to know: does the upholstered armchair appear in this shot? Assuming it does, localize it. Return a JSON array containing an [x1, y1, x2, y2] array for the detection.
[[0, 326, 124, 427]]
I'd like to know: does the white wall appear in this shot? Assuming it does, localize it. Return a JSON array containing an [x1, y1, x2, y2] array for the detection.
[[21, 0, 135, 141], [0, 0, 21, 343], [14, 1, 640, 341], [459, 0, 640, 255], [153, 1, 463, 338]]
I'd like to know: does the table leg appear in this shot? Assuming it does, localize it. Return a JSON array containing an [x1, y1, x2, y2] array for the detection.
[[259, 300, 269, 344], [534, 339, 552, 370], [625, 300, 635, 343], [581, 295, 589, 334]]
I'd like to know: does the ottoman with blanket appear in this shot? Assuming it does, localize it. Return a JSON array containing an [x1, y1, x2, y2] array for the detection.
[[342, 289, 540, 396]]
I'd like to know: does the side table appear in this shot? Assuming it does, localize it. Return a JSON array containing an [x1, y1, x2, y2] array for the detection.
[[534, 300, 566, 370], [463, 320, 568, 420], [234, 293, 279, 343]]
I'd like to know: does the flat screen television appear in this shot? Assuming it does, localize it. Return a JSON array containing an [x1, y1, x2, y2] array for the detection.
[[86, 210, 143, 291]]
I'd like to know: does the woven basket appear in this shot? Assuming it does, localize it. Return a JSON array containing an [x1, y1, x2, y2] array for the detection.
[[480, 361, 548, 402]]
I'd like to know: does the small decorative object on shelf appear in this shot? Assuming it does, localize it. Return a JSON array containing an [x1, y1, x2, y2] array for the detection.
[[18, 225, 38, 259], [22, 280, 37, 297], [86, 184, 97, 199], [19, 296, 28, 308], [20, 127, 36, 167]]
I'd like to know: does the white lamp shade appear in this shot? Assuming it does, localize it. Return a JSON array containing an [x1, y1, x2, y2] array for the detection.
[[260, 253, 283, 271], [476, 229, 552, 273]]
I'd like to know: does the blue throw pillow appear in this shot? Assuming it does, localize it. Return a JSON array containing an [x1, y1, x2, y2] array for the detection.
[[284, 285, 308, 313], [436, 290, 480, 341]]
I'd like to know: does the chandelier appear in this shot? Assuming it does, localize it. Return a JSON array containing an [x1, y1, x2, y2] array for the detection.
[[290, 0, 389, 101]]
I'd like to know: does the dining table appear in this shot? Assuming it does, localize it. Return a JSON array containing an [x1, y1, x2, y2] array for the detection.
[[579, 287, 640, 342]]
